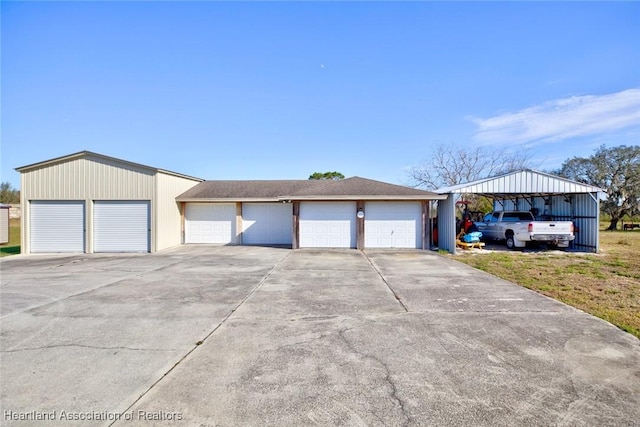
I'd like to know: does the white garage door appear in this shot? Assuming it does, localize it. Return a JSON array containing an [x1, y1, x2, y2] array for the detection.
[[30, 201, 85, 253], [94, 201, 150, 252], [365, 202, 423, 248], [299, 202, 356, 248], [242, 203, 292, 245], [185, 203, 236, 244]]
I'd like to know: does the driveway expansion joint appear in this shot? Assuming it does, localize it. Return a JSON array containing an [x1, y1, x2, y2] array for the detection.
[[108, 250, 292, 426], [1, 344, 177, 353], [362, 252, 409, 313]]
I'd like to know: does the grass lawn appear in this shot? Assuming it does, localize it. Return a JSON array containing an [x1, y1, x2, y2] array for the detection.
[[453, 227, 640, 339], [0, 218, 21, 257]]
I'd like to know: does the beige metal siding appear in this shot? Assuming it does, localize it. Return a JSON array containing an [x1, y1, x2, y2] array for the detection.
[[155, 172, 200, 251], [21, 155, 155, 253], [21, 155, 155, 200]]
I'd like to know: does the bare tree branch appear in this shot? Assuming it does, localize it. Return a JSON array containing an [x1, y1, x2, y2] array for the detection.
[[407, 143, 533, 190]]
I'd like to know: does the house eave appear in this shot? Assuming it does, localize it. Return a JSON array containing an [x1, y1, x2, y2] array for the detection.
[[177, 195, 447, 202], [281, 195, 447, 201], [176, 197, 282, 203]]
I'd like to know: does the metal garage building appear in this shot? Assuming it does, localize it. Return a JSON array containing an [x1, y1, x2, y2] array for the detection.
[[436, 169, 605, 253], [16, 151, 202, 254]]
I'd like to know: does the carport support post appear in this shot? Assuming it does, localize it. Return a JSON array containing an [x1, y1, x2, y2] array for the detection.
[[356, 200, 365, 250], [292, 201, 300, 249]]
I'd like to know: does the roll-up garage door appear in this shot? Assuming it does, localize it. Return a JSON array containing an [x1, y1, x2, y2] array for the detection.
[[299, 202, 356, 248], [242, 203, 292, 245], [93, 201, 150, 252], [185, 203, 236, 244], [30, 201, 85, 253], [365, 202, 422, 248]]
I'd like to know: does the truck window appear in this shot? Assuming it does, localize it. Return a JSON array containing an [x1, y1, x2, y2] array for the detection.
[[492, 212, 500, 222], [503, 212, 532, 221], [503, 213, 522, 222]]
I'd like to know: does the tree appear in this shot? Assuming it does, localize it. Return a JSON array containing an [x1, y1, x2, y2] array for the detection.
[[407, 143, 532, 213], [0, 182, 20, 204], [407, 143, 532, 190], [556, 145, 640, 230], [308, 171, 345, 180]]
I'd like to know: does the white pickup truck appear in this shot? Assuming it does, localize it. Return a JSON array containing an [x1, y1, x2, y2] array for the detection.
[[475, 211, 575, 250]]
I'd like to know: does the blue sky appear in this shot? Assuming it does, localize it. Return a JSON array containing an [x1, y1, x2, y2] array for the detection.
[[2, 1, 639, 189]]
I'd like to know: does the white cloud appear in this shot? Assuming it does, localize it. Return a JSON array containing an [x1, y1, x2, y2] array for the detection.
[[470, 88, 640, 145]]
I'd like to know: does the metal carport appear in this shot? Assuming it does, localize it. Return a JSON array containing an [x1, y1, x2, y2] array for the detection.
[[434, 169, 605, 253]]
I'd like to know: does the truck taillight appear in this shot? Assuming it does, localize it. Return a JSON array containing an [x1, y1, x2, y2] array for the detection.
[[570, 222, 574, 233], [528, 223, 533, 232]]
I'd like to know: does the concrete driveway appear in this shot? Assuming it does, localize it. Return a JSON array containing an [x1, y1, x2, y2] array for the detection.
[[1, 246, 639, 426]]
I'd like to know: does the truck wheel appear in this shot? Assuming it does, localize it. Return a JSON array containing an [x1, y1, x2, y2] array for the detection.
[[506, 234, 516, 250]]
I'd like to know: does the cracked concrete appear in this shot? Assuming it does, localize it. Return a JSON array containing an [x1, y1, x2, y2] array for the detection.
[[1, 246, 639, 426], [337, 326, 412, 427]]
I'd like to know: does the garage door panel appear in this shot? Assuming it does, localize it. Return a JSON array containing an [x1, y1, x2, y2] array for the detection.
[[185, 203, 236, 244], [242, 203, 292, 245], [93, 201, 150, 253], [30, 201, 85, 253], [299, 202, 356, 248], [365, 202, 422, 249]]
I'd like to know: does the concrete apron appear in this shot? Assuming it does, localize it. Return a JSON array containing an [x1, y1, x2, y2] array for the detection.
[[1, 247, 639, 426]]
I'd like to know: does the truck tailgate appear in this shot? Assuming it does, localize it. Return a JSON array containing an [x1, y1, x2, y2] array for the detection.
[[531, 222, 573, 233]]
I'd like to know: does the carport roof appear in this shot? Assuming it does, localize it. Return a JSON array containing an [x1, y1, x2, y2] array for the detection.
[[435, 169, 605, 197], [176, 177, 446, 202]]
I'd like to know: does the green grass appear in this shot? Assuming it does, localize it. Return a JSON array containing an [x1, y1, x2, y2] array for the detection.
[[0, 218, 20, 257], [453, 226, 640, 339]]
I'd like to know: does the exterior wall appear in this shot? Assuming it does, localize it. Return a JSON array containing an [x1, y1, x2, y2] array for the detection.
[[0, 207, 9, 244], [570, 193, 600, 252], [21, 155, 155, 199], [437, 194, 457, 254], [9, 204, 21, 219], [155, 172, 200, 251], [21, 155, 155, 254]]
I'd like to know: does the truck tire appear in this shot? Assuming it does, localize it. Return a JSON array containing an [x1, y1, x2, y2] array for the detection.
[[506, 232, 517, 250]]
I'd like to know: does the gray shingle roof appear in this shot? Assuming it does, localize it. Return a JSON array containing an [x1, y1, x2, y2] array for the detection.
[[176, 177, 445, 201]]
